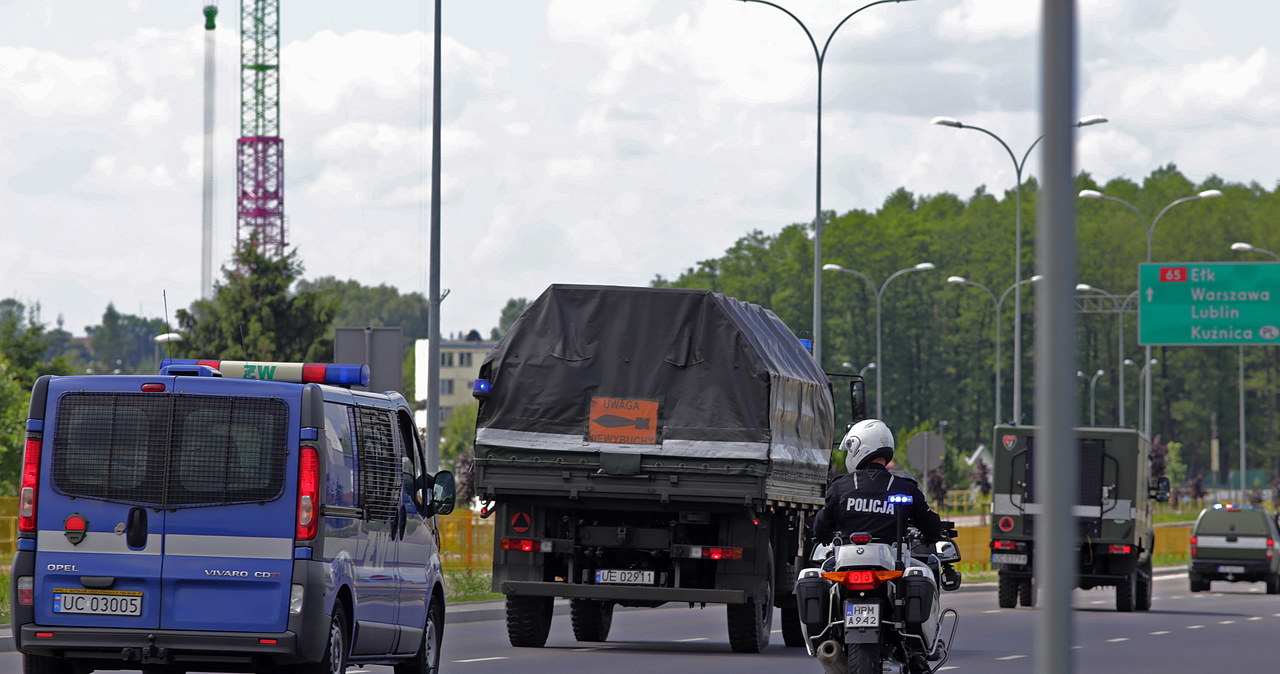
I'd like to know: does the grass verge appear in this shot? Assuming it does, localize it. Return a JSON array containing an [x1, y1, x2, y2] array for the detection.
[[444, 569, 503, 603]]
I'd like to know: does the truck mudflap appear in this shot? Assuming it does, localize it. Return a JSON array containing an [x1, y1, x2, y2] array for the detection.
[[502, 580, 746, 605]]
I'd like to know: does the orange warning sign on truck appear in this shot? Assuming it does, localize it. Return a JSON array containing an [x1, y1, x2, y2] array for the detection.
[[586, 397, 659, 444]]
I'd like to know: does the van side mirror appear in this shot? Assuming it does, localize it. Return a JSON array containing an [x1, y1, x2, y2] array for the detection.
[[429, 470, 457, 516], [1149, 476, 1171, 503]]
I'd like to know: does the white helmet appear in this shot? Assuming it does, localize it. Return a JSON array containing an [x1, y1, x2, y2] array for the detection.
[[842, 419, 895, 472]]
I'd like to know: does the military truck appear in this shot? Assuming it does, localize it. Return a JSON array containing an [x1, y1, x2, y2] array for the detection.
[[988, 425, 1170, 612], [472, 285, 851, 653]]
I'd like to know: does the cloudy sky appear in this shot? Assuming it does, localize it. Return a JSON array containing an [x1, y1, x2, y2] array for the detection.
[[3, 0, 1279, 340]]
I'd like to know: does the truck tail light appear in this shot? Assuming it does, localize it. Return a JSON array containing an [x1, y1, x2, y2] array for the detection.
[[296, 446, 319, 541], [1108, 544, 1131, 555], [19, 437, 41, 533], [1189, 536, 1197, 558], [992, 540, 1018, 550], [501, 537, 551, 553], [689, 546, 743, 560], [822, 569, 903, 591]]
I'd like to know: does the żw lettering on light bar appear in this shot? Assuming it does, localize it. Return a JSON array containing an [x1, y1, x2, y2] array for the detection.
[[161, 359, 370, 387]]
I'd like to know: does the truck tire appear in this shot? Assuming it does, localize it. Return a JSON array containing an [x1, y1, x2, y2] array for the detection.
[[1115, 571, 1136, 612], [1018, 578, 1036, 608], [847, 643, 880, 674], [1266, 574, 1280, 595], [727, 576, 773, 653], [1135, 557, 1153, 611], [781, 603, 806, 647], [506, 595, 554, 648], [569, 599, 613, 642], [1189, 574, 1209, 593], [997, 573, 1017, 609]]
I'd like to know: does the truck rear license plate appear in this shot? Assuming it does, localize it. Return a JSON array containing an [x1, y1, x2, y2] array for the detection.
[[1218, 565, 1246, 574], [53, 589, 142, 617], [991, 553, 1028, 566], [844, 602, 879, 628], [595, 569, 654, 585]]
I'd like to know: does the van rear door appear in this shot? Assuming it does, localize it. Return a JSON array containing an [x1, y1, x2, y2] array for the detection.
[[157, 384, 295, 632], [34, 381, 169, 630]]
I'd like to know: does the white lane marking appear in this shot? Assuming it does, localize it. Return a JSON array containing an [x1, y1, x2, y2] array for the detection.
[[456, 657, 509, 663], [1072, 646, 1083, 650], [573, 647, 613, 652], [940, 667, 959, 671], [1090, 600, 1105, 605], [676, 637, 707, 642], [996, 655, 1027, 661], [1169, 595, 1184, 599], [1150, 630, 1170, 635], [983, 609, 1002, 614], [1187, 625, 1204, 630], [1220, 620, 1236, 625], [1249, 616, 1263, 621], [1274, 613, 1280, 617], [1107, 638, 1129, 643]]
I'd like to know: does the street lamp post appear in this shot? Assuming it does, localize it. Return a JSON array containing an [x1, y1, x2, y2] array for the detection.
[[933, 115, 1107, 425], [739, 0, 919, 368], [1227, 242, 1278, 503], [1076, 369, 1104, 426], [1079, 188, 1223, 438], [841, 361, 877, 377], [1124, 358, 1158, 433], [824, 262, 935, 419], [948, 274, 1042, 426], [1076, 283, 1138, 427]]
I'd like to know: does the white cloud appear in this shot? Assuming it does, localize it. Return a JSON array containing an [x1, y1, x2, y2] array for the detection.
[[937, 0, 1037, 42], [0, 46, 117, 116], [125, 97, 171, 134]]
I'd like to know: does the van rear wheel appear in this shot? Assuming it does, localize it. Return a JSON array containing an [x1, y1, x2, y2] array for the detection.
[[22, 654, 79, 674], [296, 609, 349, 674], [395, 598, 444, 674]]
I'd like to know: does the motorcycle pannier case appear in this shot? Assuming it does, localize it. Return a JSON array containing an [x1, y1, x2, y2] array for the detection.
[[795, 575, 833, 629], [902, 575, 934, 625]]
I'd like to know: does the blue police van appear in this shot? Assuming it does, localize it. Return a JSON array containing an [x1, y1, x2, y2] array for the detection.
[[10, 359, 456, 674]]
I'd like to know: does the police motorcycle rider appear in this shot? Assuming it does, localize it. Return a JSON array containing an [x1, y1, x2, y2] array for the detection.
[[811, 419, 960, 673]]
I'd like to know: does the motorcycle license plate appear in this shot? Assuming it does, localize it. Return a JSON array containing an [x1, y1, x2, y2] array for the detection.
[[1218, 565, 1246, 574], [844, 602, 879, 628], [992, 552, 1029, 566]]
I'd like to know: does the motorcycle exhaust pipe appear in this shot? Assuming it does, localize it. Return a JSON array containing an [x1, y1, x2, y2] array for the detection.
[[816, 639, 847, 674]]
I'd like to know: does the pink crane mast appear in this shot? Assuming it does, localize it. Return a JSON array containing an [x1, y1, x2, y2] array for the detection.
[[236, 0, 285, 256]]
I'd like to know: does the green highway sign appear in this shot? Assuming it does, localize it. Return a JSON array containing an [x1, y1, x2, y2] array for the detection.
[[1139, 262, 1280, 346]]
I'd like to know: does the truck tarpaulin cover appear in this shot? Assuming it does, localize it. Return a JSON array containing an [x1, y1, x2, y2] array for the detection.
[[474, 285, 834, 474]]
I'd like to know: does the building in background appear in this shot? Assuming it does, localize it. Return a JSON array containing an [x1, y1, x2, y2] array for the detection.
[[414, 330, 496, 428]]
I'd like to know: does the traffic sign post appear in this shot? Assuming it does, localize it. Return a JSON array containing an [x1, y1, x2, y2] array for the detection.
[[1138, 262, 1280, 346]]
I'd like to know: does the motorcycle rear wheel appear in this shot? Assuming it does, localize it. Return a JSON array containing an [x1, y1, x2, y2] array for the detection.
[[847, 643, 880, 674]]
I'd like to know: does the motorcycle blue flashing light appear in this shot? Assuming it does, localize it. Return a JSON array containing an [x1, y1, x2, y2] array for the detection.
[[473, 378, 492, 398], [888, 494, 914, 504]]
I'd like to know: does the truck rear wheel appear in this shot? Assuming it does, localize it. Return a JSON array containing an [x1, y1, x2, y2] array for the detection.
[[780, 602, 806, 647], [727, 578, 773, 652], [1115, 571, 1136, 612], [569, 599, 614, 642], [997, 573, 1017, 609], [1018, 578, 1036, 607], [506, 595, 554, 648], [1189, 573, 1209, 593], [1135, 557, 1153, 610]]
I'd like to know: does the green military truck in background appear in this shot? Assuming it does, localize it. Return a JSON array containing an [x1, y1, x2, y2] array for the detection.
[[988, 425, 1170, 612]]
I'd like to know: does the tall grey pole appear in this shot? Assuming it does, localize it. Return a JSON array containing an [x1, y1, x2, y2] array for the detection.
[[426, 0, 443, 471], [1239, 346, 1246, 502], [201, 5, 217, 300], [1036, 1, 1077, 671]]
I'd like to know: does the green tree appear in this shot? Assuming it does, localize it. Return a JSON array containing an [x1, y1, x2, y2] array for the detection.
[[84, 304, 168, 374], [489, 298, 530, 340], [175, 239, 340, 362], [440, 402, 479, 504], [0, 299, 72, 388], [0, 357, 28, 494]]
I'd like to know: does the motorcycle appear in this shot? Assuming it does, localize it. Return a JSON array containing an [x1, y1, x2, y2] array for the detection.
[[795, 494, 962, 674]]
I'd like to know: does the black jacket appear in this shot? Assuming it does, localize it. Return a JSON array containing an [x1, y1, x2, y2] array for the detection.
[[812, 463, 944, 544]]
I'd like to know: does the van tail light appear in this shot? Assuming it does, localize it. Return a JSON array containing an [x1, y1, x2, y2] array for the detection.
[[17, 576, 33, 606], [19, 437, 41, 533], [822, 569, 903, 591], [296, 446, 319, 541], [1189, 536, 1197, 558]]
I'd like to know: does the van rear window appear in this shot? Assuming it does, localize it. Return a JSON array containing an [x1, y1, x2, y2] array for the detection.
[[52, 393, 289, 508]]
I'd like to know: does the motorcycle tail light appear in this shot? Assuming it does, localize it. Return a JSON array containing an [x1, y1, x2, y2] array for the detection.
[[849, 533, 873, 545], [822, 569, 903, 591]]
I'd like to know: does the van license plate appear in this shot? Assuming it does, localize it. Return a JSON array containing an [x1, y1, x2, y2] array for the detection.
[[1218, 565, 1246, 574], [992, 553, 1028, 565], [845, 602, 879, 628], [53, 589, 142, 616], [595, 569, 654, 585]]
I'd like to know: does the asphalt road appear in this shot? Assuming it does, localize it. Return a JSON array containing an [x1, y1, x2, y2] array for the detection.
[[3, 571, 1279, 673]]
